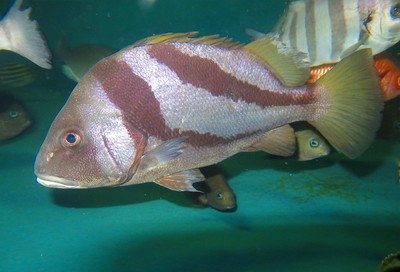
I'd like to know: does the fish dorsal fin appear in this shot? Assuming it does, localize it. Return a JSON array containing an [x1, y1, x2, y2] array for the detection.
[[133, 32, 243, 49], [244, 34, 310, 87]]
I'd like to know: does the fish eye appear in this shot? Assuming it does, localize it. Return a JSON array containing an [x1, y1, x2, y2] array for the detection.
[[8, 111, 18, 118], [215, 192, 223, 200], [396, 121, 400, 129], [63, 132, 81, 148], [391, 4, 400, 18], [309, 138, 320, 148]]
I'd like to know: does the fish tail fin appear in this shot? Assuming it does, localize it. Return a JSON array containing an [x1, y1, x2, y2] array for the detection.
[[309, 49, 383, 159], [0, 0, 51, 69]]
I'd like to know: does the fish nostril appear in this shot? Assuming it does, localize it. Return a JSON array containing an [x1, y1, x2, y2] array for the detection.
[[46, 152, 54, 162]]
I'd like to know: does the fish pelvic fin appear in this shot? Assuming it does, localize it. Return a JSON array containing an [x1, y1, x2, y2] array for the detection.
[[0, 0, 51, 69], [244, 34, 310, 87], [309, 49, 383, 159], [154, 168, 205, 192]]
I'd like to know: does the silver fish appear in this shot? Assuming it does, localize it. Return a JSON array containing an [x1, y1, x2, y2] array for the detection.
[[0, 0, 51, 69], [34, 33, 383, 191], [274, 0, 400, 66]]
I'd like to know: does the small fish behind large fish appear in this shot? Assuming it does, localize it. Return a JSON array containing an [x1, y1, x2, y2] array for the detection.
[[34, 33, 383, 191], [0, 94, 32, 141], [273, 0, 400, 66]]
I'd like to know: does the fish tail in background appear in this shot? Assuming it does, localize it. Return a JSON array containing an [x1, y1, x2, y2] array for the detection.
[[0, 0, 51, 69], [308, 49, 383, 159]]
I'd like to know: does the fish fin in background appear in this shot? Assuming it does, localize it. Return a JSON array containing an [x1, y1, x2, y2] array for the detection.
[[0, 0, 51, 69], [61, 65, 80, 82], [243, 124, 296, 156], [140, 136, 189, 169], [339, 32, 369, 60], [309, 49, 383, 159], [133, 32, 242, 49], [154, 168, 205, 192], [0, 62, 36, 87], [244, 28, 265, 40], [244, 34, 310, 87]]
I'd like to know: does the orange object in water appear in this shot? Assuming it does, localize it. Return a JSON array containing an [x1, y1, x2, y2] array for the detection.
[[308, 55, 400, 101]]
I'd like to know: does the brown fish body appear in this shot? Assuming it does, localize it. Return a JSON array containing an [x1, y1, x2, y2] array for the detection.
[[0, 94, 32, 141], [198, 173, 236, 211], [34, 33, 383, 191]]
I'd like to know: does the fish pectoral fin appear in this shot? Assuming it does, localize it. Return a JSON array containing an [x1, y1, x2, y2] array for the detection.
[[141, 136, 189, 168], [245, 28, 266, 40], [340, 32, 369, 60], [244, 34, 310, 87], [154, 169, 205, 192], [243, 125, 296, 156], [197, 194, 208, 205]]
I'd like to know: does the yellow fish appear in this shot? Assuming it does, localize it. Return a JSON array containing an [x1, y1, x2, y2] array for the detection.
[[295, 129, 330, 161], [197, 173, 236, 211]]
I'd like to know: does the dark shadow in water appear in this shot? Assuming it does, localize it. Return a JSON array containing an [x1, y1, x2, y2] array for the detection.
[[49, 150, 384, 209], [51, 165, 236, 210], [91, 223, 400, 272], [50, 182, 201, 209], [338, 159, 386, 178], [219, 151, 335, 179]]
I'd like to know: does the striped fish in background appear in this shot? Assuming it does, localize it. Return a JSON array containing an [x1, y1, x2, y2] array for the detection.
[[0, 62, 36, 88], [34, 33, 383, 191], [274, 0, 400, 66]]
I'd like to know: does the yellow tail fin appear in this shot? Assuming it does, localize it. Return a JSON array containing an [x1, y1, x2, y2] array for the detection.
[[309, 49, 383, 159]]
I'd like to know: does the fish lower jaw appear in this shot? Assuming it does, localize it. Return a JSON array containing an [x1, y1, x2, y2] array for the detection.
[[36, 175, 81, 189]]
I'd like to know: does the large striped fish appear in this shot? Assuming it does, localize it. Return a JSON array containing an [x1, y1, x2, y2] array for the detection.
[[34, 33, 383, 191], [274, 0, 400, 66]]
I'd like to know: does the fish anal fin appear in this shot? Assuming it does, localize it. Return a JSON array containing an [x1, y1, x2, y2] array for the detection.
[[132, 32, 242, 49], [244, 125, 296, 156], [154, 169, 205, 192], [244, 34, 310, 87]]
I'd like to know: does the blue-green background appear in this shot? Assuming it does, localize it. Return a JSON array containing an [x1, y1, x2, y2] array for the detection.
[[0, 1, 399, 271]]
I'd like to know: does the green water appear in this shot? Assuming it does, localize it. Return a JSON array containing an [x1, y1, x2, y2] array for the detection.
[[1, 1, 399, 271]]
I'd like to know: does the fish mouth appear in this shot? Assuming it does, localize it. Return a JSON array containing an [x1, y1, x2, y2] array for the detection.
[[36, 175, 81, 189]]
